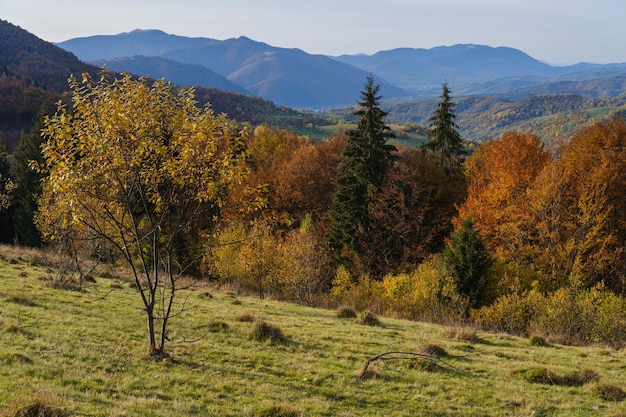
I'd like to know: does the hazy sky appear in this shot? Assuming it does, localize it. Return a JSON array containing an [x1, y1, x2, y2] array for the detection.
[[3, 0, 625, 65]]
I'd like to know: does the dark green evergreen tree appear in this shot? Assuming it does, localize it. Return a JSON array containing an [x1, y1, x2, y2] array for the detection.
[[0, 141, 15, 242], [423, 82, 464, 165], [443, 218, 493, 308], [329, 75, 396, 263], [10, 112, 47, 246]]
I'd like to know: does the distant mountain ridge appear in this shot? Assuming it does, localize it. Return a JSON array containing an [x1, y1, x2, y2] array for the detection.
[[0, 21, 321, 152], [93, 56, 250, 94], [58, 30, 409, 108], [57, 29, 626, 108], [334, 44, 558, 94]]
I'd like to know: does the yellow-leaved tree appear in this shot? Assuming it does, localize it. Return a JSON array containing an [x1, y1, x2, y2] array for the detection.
[[36, 73, 249, 357]]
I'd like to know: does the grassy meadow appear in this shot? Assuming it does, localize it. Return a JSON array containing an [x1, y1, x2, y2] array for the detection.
[[1, 245, 626, 416]]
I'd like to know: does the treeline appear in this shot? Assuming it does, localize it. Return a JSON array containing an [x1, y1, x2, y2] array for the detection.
[[2, 74, 626, 351]]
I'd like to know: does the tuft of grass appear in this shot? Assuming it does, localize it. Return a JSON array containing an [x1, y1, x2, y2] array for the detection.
[[405, 358, 441, 372], [511, 366, 599, 387], [590, 383, 626, 402], [6, 294, 37, 307], [4, 392, 69, 417], [208, 321, 230, 333], [12, 402, 69, 417], [443, 326, 479, 343], [0, 352, 33, 365], [417, 344, 448, 358], [249, 321, 286, 343], [336, 305, 357, 319], [236, 311, 256, 322], [356, 310, 381, 327], [250, 404, 301, 417], [510, 366, 556, 385], [529, 335, 549, 347]]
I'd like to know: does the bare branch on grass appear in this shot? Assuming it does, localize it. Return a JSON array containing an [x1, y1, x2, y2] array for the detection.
[[358, 350, 470, 381]]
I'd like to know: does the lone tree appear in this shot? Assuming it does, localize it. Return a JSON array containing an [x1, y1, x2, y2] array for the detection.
[[37, 73, 248, 357], [423, 82, 464, 165], [329, 75, 396, 263]]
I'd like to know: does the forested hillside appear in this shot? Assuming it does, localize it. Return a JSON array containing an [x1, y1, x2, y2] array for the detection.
[[380, 93, 626, 143], [0, 19, 100, 150]]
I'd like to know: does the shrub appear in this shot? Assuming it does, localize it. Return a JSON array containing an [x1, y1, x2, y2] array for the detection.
[[590, 289, 626, 348], [380, 255, 463, 324], [249, 321, 286, 343], [336, 305, 357, 318], [356, 310, 381, 327], [471, 289, 543, 336]]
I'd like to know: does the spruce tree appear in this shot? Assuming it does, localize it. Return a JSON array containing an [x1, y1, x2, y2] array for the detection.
[[423, 82, 464, 165], [329, 75, 395, 262], [443, 218, 492, 308], [0, 142, 15, 242], [11, 112, 46, 246]]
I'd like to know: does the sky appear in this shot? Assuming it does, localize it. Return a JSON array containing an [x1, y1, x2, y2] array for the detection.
[[3, 0, 626, 65]]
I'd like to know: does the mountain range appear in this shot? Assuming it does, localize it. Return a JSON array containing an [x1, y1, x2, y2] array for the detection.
[[0, 20, 320, 152], [3, 19, 626, 152], [57, 29, 626, 109]]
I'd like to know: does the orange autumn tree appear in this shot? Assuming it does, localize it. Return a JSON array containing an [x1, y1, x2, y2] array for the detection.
[[530, 117, 626, 292], [457, 131, 552, 261]]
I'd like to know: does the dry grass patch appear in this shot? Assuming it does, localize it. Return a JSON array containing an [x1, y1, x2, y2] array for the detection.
[[442, 326, 479, 343]]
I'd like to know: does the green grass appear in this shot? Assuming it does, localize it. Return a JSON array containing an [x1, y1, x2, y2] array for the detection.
[[1, 245, 626, 416]]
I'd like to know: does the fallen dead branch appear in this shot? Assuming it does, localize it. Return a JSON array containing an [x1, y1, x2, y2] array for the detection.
[[358, 350, 469, 381]]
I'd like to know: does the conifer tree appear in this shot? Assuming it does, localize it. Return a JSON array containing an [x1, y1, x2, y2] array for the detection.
[[329, 75, 395, 262], [11, 111, 47, 246], [0, 142, 15, 242], [443, 218, 492, 308], [424, 82, 464, 165]]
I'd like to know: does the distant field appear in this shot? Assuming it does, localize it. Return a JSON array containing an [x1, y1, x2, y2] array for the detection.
[[1, 245, 625, 416]]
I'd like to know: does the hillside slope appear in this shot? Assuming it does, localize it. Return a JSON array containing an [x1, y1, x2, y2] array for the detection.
[[1, 246, 625, 416]]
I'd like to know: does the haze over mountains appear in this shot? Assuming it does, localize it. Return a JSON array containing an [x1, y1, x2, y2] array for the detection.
[[3, 17, 626, 151], [57, 29, 626, 109]]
